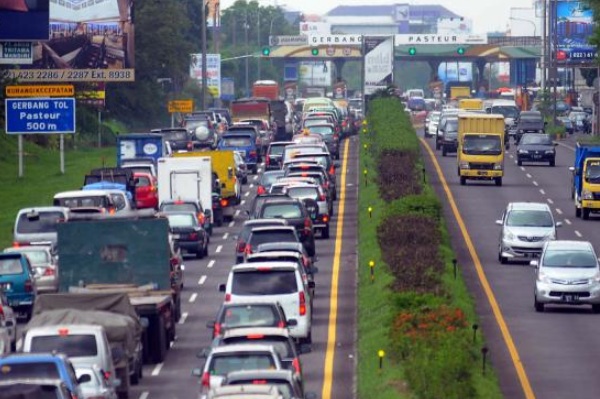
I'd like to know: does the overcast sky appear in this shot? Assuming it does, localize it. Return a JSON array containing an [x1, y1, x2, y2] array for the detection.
[[220, 0, 538, 34]]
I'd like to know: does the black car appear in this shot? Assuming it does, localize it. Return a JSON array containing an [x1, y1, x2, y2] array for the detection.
[[438, 116, 458, 157], [514, 111, 544, 144], [265, 142, 293, 170], [245, 226, 300, 260], [164, 212, 209, 258], [159, 199, 213, 235], [151, 128, 194, 152], [247, 193, 290, 219], [257, 170, 286, 195], [517, 133, 556, 167], [234, 219, 290, 263], [206, 301, 294, 338], [307, 123, 340, 160]]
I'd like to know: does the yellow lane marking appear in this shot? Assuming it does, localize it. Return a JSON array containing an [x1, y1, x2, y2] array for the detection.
[[321, 138, 350, 399], [419, 137, 536, 399]]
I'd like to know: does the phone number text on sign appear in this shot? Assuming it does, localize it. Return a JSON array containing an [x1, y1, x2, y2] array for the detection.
[[7, 69, 135, 82]]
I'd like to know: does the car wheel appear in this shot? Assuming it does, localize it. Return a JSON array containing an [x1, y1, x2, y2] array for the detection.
[[592, 304, 600, 313], [576, 207, 581, 218], [442, 146, 447, 157], [203, 242, 209, 257], [494, 177, 502, 187], [460, 176, 466, 186], [251, 165, 258, 174], [534, 297, 544, 312], [517, 159, 522, 166], [498, 252, 507, 264], [196, 246, 204, 259], [322, 225, 330, 239], [302, 331, 312, 345], [549, 158, 555, 167], [242, 176, 248, 185], [582, 208, 590, 220]]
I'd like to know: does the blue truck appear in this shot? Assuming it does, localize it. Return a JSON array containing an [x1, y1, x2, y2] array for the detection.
[[117, 133, 171, 167], [570, 143, 600, 220]]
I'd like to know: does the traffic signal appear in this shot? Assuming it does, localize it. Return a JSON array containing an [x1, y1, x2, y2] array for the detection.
[[456, 47, 465, 55], [408, 47, 417, 56], [261, 47, 270, 56], [311, 47, 319, 56]]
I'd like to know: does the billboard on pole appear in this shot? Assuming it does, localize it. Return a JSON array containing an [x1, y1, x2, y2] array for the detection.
[[190, 53, 221, 98], [6, 0, 135, 82], [0, 0, 49, 40], [363, 36, 394, 95], [206, 0, 220, 27], [555, 1, 597, 63]]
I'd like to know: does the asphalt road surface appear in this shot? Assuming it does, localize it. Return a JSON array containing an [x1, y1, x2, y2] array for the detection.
[[421, 130, 600, 399]]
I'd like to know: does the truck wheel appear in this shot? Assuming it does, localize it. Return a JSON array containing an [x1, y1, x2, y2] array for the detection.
[[153, 317, 167, 364], [495, 177, 502, 187], [517, 160, 522, 166], [215, 212, 223, 227], [442, 147, 447, 157], [549, 159, 555, 167], [118, 363, 130, 399], [534, 297, 545, 312], [322, 225, 330, 239], [130, 362, 140, 385], [242, 176, 248, 184], [251, 165, 258, 175], [583, 208, 590, 220], [460, 177, 466, 186], [576, 207, 582, 218]]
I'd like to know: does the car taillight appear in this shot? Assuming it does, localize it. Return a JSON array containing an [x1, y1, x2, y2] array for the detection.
[[244, 244, 253, 255], [329, 166, 335, 175], [198, 213, 206, 225], [323, 181, 330, 189], [237, 242, 246, 253], [342, 120, 347, 127], [24, 279, 33, 292], [303, 218, 311, 235], [277, 320, 285, 328], [0, 305, 4, 319], [299, 292, 306, 316], [333, 133, 339, 140], [43, 267, 56, 276], [250, 150, 257, 157], [225, 293, 231, 302], [213, 322, 221, 338], [103, 370, 111, 381], [201, 371, 211, 387], [319, 194, 326, 201], [323, 215, 329, 223], [189, 232, 198, 240], [257, 186, 266, 195], [266, 155, 270, 165], [292, 357, 301, 374], [220, 199, 229, 208]]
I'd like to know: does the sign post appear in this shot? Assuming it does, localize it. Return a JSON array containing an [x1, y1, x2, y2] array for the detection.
[[6, 98, 76, 177]]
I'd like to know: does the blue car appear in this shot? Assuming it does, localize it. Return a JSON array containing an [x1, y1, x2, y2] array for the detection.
[[0, 253, 36, 319], [218, 133, 260, 174], [0, 353, 87, 397]]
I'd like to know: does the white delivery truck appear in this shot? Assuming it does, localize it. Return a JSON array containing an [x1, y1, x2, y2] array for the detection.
[[157, 156, 214, 222]]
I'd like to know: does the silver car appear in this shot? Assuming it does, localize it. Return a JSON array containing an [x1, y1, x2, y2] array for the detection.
[[76, 366, 118, 399], [496, 202, 561, 264], [4, 246, 58, 294], [533, 240, 600, 312]]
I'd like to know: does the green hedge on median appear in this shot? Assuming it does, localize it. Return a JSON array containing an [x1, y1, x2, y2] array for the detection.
[[358, 96, 502, 399]]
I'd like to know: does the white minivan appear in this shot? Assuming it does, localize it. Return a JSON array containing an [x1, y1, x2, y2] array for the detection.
[[219, 262, 313, 343]]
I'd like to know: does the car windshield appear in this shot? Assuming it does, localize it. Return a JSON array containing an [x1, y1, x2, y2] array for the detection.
[[161, 203, 198, 213], [506, 210, 554, 227], [223, 337, 293, 359], [16, 211, 64, 234], [0, 362, 60, 379], [268, 145, 287, 156], [229, 381, 293, 397], [444, 120, 458, 132], [304, 119, 330, 127], [286, 186, 319, 200], [15, 250, 49, 266], [249, 230, 297, 246], [585, 162, 600, 183], [308, 126, 334, 136], [543, 249, 597, 268], [0, 258, 24, 275], [30, 335, 98, 357], [232, 270, 298, 295], [462, 135, 502, 155], [162, 131, 188, 141], [260, 172, 285, 188], [520, 134, 552, 145], [55, 196, 107, 209], [261, 204, 302, 219], [491, 106, 519, 119], [219, 305, 280, 328], [135, 176, 151, 187], [167, 214, 196, 228], [222, 137, 252, 147], [210, 354, 275, 375]]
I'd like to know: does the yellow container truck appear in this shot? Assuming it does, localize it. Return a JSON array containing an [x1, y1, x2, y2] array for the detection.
[[458, 98, 483, 111], [457, 114, 506, 186]]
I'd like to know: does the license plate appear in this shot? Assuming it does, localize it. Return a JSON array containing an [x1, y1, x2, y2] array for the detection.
[[0, 283, 12, 291], [563, 294, 578, 303], [477, 171, 488, 176], [532, 155, 542, 159]]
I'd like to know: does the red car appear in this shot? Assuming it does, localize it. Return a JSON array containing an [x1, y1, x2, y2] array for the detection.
[[134, 172, 158, 209]]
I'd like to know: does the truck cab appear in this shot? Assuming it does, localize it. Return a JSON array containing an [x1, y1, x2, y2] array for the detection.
[[570, 143, 600, 220]]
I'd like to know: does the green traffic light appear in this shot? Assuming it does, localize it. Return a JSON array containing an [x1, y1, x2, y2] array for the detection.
[[311, 47, 319, 56], [262, 47, 270, 56], [408, 47, 416, 56], [457, 47, 465, 55]]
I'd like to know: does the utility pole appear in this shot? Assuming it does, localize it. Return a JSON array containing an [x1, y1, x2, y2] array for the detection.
[[257, 10, 261, 80], [551, 0, 558, 123], [245, 10, 249, 97], [201, 0, 208, 109], [541, 0, 546, 92]]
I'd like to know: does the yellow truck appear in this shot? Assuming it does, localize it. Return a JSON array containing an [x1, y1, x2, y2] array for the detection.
[[457, 114, 506, 186], [458, 98, 483, 111], [450, 86, 471, 100], [174, 150, 241, 224]]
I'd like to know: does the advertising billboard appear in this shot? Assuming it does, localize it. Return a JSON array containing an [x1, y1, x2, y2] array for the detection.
[[299, 61, 332, 87], [206, 0, 220, 28], [363, 36, 394, 95], [190, 53, 221, 98], [555, 1, 597, 62], [0, 0, 49, 40], [6, 0, 134, 82]]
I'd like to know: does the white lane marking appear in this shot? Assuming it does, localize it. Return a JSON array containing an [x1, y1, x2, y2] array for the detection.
[[198, 275, 207, 285], [253, 175, 259, 180], [565, 219, 572, 225], [179, 312, 189, 324], [556, 208, 563, 215], [151, 362, 164, 376], [509, 154, 513, 158], [189, 293, 198, 303], [170, 341, 174, 349], [223, 232, 229, 240], [526, 173, 532, 179], [533, 181, 538, 186], [139, 392, 149, 399], [241, 200, 246, 205], [514, 160, 518, 164], [229, 220, 235, 227], [520, 166, 526, 171], [207, 260, 215, 268], [575, 230, 582, 238], [547, 198, 554, 204], [540, 189, 546, 195], [249, 184, 254, 188], [235, 209, 241, 216], [216, 245, 223, 253], [257, 168, 262, 173], [245, 192, 250, 197]]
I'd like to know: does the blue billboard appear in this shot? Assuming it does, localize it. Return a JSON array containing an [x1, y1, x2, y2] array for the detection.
[[555, 1, 597, 62], [0, 0, 49, 40], [6, 98, 76, 134]]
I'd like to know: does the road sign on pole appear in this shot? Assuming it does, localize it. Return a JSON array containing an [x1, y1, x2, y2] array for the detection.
[[5, 98, 76, 134], [168, 99, 194, 113]]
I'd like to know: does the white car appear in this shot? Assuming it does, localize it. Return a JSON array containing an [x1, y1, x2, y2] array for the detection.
[[76, 366, 118, 399], [425, 111, 441, 138], [0, 320, 10, 354]]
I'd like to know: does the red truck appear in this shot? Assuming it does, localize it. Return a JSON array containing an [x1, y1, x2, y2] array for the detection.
[[252, 80, 280, 100]]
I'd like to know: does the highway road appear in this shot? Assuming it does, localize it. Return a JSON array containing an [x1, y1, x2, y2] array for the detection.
[[421, 131, 600, 399], [119, 136, 360, 399]]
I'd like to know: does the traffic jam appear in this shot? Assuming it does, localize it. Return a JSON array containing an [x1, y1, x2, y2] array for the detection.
[[0, 86, 361, 399]]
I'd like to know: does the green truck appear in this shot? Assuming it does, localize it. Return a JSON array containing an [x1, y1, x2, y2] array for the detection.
[[56, 211, 182, 365]]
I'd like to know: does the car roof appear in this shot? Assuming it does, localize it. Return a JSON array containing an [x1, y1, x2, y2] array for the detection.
[[54, 190, 111, 198], [243, 219, 288, 227], [224, 369, 295, 382], [209, 343, 280, 355], [221, 327, 291, 339], [507, 202, 551, 212], [0, 352, 70, 362], [249, 226, 296, 233], [17, 206, 69, 215], [545, 240, 593, 251], [256, 242, 304, 252], [231, 261, 300, 272], [4, 246, 52, 254]]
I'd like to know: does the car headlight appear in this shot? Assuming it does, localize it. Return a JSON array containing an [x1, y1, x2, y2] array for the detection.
[[503, 231, 515, 240], [544, 231, 556, 241], [538, 271, 552, 284], [590, 272, 600, 284], [518, 129, 524, 133], [493, 163, 503, 170], [459, 162, 470, 169], [582, 189, 594, 200], [518, 149, 528, 154]]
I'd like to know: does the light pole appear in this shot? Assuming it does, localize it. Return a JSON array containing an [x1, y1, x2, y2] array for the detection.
[[244, 10, 250, 97], [257, 10, 261, 80], [509, 17, 537, 37], [201, 0, 208, 109]]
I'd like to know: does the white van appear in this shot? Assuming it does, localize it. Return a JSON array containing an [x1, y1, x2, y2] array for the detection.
[[53, 190, 117, 214], [21, 324, 118, 390], [219, 262, 313, 344], [13, 206, 70, 249]]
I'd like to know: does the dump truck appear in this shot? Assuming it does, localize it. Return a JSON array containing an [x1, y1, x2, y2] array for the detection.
[[252, 80, 280, 100], [23, 292, 143, 399], [570, 143, 600, 220], [56, 212, 181, 365], [117, 133, 171, 167], [449, 86, 471, 100], [457, 113, 506, 186]]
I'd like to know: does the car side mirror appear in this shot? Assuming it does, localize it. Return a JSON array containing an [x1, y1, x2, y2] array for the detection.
[[308, 281, 316, 289], [206, 320, 215, 329], [569, 166, 575, 173], [287, 318, 298, 327], [556, 221, 563, 227], [218, 283, 226, 292], [77, 373, 92, 384], [530, 260, 539, 268], [495, 220, 503, 226]]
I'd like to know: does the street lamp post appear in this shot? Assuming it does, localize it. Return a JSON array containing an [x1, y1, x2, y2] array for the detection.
[[201, 0, 208, 109], [257, 10, 261, 80], [509, 17, 537, 37], [245, 11, 250, 97]]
